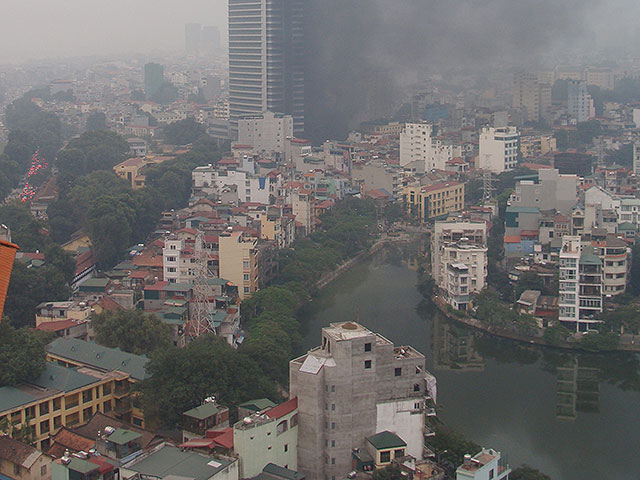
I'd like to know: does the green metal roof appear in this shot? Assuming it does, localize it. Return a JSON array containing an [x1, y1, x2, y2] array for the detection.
[[262, 463, 305, 480], [31, 363, 97, 392], [0, 386, 36, 412], [207, 278, 230, 286], [46, 338, 149, 381], [183, 402, 220, 420], [366, 431, 407, 450], [68, 458, 100, 474], [618, 222, 636, 231], [580, 251, 602, 266], [79, 278, 109, 289], [238, 398, 276, 412], [107, 428, 142, 445], [163, 283, 192, 292], [125, 444, 231, 480]]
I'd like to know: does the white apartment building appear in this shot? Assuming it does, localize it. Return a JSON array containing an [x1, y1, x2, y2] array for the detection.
[[559, 236, 603, 332], [399, 122, 456, 170], [237, 111, 294, 155], [431, 221, 487, 290], [478, 126, 519, 173], [163, 236, 195, 284], [568, 80, 592, 123], [456, 448, 510, 480], [441, 243, 488, 297], [192, 165, 281, 204]]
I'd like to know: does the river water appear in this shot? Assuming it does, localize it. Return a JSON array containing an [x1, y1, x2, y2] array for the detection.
[[298, 244, 640, 480]]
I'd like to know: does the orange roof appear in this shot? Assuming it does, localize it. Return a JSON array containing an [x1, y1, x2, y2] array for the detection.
[[0, 239, 19, 321], [266, 397, 298, 419], [504, 235, 521, 243], [36, 319, 85, 332]]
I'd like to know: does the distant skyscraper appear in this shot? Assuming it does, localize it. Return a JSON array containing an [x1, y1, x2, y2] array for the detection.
[[228, 0, 305, 138], [512, 72, 551, 124], [185, 23, 202, 55], [144, 63, 164, 99], [201, 26, 221, 54], [568, 80, 591, 123]]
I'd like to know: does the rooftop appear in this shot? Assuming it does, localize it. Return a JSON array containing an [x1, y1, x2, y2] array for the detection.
[[184, 402, 222, 420], [124, 443, 233, 480], [46, 338, 149, 381], [367, 431, 407, 450], [106, 428, 142, 445]]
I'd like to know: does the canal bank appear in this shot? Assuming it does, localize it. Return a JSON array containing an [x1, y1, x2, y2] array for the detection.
[[299, 245, 640, 480]]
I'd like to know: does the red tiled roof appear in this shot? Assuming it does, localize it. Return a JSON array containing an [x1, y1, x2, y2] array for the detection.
[[129, 269, 150, 279], [504, 235, 521, 243], [98, 296, 124, 311], [205, 427, 234, 449], [132, 253, 163, 268], [145, 281, 169, 291], [36, 319, 84, 332], [46, 428, 95, 458], [75, 250, 96, 276], [265, 397, 298, 420]]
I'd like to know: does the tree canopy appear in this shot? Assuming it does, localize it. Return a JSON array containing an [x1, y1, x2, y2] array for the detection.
[[57, 130, 128, 180], [511, 465, 551, 480], [163, 117, 207, 145], [0, 323, 49, 386], [92, 310, 172, 355], [138, 335, 279, 429]]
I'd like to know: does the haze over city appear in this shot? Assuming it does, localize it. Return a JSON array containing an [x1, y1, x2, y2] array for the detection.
[[1, 2, 640, 480]]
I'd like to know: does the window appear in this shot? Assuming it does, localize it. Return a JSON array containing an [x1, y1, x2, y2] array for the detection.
[[489, 469, 494, 479], [41, 465, 47, 476], [394, 449, 405, 458], [40, 420, 50, 434], [244, 287, 250, 293], [243, 274, 250, 281], [132, 417, 143, 427], [331, 404, 335, 411], [39, 402, 49, 416], [331, 440, 335, 447], [284, 444, 288, 452], [364, 360, 372, 369], [364, 342, 372, 352], [380, 451, 391, 463], [331, 458, 335, 465], [104, 401, 112, 413], [331, 385, 335, 392], [331, 422, 336, 430], [82, 389, 92, 403], [395, 367, 402, 377], [14, 464, 21, 476], [414, 383, 420, 392], [103, 383, 111, 395]]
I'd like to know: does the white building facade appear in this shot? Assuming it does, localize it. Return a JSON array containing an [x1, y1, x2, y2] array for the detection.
[[237, 111, 294, 155], [478, 126, 520, 173]]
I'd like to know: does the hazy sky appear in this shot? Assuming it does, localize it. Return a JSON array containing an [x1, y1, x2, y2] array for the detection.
[[0, 0, 227, 63]]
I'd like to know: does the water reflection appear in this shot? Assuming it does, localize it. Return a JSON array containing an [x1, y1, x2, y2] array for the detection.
[[431, 310, 485, 372]]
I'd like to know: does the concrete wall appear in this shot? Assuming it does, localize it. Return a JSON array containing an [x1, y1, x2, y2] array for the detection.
[[376, 399, 424, 459]]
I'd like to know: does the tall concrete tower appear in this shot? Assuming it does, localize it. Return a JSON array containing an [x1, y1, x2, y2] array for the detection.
[[228, 0, 305, 138]]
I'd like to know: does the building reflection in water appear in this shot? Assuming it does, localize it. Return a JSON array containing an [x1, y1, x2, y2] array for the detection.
[[432, 313, 485, 372], [556, 356, 600, 420]]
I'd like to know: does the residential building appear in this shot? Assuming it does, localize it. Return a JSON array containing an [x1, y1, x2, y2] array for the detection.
[[591, 233, 629, 297], [512, 72, 551, 123], [446, 263, 471, 311], [238, 112, 294, 155], [0, 436, 52, 480], [431, 221, 487, 290], [291, 189, 314, 235], [183, 401, 230, 441], [163, 236, 197, 284], [185, 23, 202, 55], [567, 80, 591, 123], [144, 63, 164, 99], [52, 450, 119, 480], [455, 448, 510, 480], [35, 302, 92, 328], [0, 363, 131, 450], [634, 142, 640, 175], [290, 322, 437, 480], [113, 155, 172, 189], [218, 230, 259, 299], [121, 443, 238, 480], [519, 135, 556, 158], [351, 161, 400, 199], [228, 0, 305, 137], [558, 236, 603, 332], [45, 338, 149, 428], [402, 182, 465, 223], [509, 168, 578, 215], [192, 165, 280, 205], [259, 206, 296, 248], [440, 243, 488, 309], [233, 398, 298, 478], [478, 126, 520, 173], [365, 431, 407, 469], [554, 152, 593, 176], [399, 123, 456, 170]]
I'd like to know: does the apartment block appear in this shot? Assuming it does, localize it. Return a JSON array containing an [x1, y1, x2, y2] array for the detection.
[[512, 72, 551, 123], [233, 398, 298, 478], [402, 182, 465, 223], [558, 236, 603, 332], [478, 126, 519, 173], [290, 322, 436, 480], [238, 111, 294, 155], [0, 363, 130, 450], [259, 206, 296, 248], [219, 230, 259, 299], [399, 123, 456, 171], [431, 221, 487, 291]]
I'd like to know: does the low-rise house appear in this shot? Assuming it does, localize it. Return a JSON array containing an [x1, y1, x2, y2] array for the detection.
[[365, 431, 407, 469], [0, 436, 52, 480], [183, 401, 230, 441], [455, 448, 510, 480]]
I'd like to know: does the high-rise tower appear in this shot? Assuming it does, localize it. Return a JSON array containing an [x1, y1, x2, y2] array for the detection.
[[228, 0, 305, 138]]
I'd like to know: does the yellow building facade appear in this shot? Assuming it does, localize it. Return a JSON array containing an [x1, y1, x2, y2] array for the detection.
[[403, 182, 465, 222]]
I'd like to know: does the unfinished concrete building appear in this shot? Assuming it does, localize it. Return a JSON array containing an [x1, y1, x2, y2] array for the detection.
[[290, 322, 437, 480]]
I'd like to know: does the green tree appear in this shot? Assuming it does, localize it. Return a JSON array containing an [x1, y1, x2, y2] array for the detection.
[[163, 118, 206, 145], [511, 465, 551, 480], [59, 130, 128, 177], [431, 425, 481, 468], [86, 112, 107, 131], [0, 323, 48, 386], [576, 120, 601, 147], [0, 202, 48, 251], [139, 335, 278, 429], [371, 466, 404, 480], [92, 310, 172, 355]]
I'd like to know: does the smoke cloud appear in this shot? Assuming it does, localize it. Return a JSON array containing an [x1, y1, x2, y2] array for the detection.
[[305, 0, 635, 142]]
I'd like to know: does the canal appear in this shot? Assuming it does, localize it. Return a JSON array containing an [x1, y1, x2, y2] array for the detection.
[[298, 244, 640, 480]]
